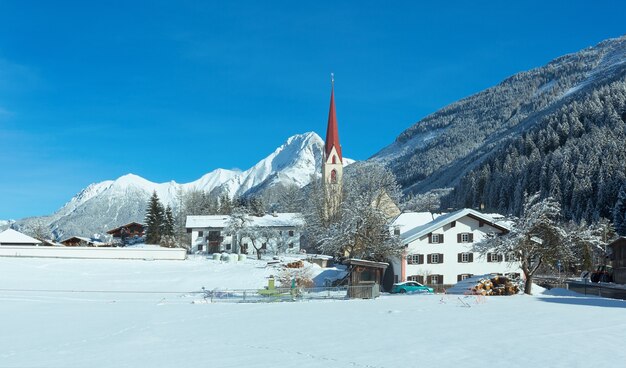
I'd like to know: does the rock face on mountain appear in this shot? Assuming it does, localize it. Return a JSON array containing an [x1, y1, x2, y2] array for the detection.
[[372, 35, 626, 197], [16, 132, 352, 240]]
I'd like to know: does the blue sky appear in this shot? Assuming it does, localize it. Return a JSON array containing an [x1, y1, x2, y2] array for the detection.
[[1, 1, 625, 219]]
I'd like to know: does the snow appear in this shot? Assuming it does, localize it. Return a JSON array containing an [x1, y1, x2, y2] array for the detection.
[[0, 228, 41, 245], [1, 257, 625, 367], [186, 213, 304, 228]]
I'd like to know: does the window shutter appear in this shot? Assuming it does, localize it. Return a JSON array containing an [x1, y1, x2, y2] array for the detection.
[[457, 234, 462, 243], [439, 254, 444, 263], [469, 233, 474, 242], [457, 253, 462, 263], [440, 234, 444, 243], [417, 275, 424, 284], [487, 253, 493, 262], [427, 254, 432, 264], [438, 275, 444, 285], [457, 274, 462, 282], [428, 233, 432, 243], [469, 253, 474, 262], [497, 254, 503, 262], [418, 254, 424, 264]]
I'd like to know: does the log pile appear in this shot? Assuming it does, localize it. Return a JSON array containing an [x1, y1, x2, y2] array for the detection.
[[471, 276, 519, 296], [284, 260, 304, 269]]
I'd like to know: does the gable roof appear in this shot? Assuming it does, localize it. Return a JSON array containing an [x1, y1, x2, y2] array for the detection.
[[392, 212, 441, 234], [0, 229, 42, 245], [401, 208, 509, 244], [106, 222, 145, 235], [186, 213, 304, 229]]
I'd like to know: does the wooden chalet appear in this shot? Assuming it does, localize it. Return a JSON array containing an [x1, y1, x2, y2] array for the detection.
[[60, 236, 108, 247], [610, 237, 626, 284], [106, 222, 145, 239]]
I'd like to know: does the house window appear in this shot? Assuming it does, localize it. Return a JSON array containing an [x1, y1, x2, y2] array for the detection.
[[394, 227, 400, 236], [225, 244, 231, 251], [505, 252, 519, 262], [457, 273, 473, 282], [429, 233, 444, 243], [428, 253, 443, 264], [288, 242, 294, 249], [458, 233, 473, 243], [288, 230, 294, 237], [450, 221, 456, 228], [487, 253, 502, 262], [429, 275, 442, 285], [407, 275, 424, 283], [458, 252, 473, 263], [407, 254, 423, 264], [198, 244, 203, 251], [261, 243, 267, 250], [198, 231, 204, 237]]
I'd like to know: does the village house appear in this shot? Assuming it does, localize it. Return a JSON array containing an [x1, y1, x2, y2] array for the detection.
[[60, 236, 108, 247], [390, 208, 522, 288], [609, 237, 626, 284], [0, 228, 42, 246], [106, 222, 145, 245], [185, 213, 304, 255]]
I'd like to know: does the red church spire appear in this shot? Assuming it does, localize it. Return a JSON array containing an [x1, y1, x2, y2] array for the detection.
[[325, 73, 342, 162]]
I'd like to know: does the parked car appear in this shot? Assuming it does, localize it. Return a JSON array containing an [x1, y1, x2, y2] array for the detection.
[[391, 281, 434, 294]]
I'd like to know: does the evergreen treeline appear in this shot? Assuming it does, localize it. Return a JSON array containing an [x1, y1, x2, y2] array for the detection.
[[444, 80, 626, 230]]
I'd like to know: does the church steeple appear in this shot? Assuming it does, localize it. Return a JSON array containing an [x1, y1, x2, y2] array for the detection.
[[322, 74, 343, 220], [325, 75, 342, 163]]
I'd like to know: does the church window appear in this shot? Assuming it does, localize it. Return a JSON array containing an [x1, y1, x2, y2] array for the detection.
[[330, 169, 337, 183], [332, 155, 337, 164]]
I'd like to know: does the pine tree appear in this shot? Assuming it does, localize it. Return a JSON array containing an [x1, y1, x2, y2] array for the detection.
[[160, 205, 176, 248], [145, 191, 165, 244]]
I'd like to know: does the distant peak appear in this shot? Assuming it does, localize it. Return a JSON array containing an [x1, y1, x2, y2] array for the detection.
[[113, 173, 152, 187]]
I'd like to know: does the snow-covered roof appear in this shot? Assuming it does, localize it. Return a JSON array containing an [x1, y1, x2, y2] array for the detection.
[[401, 208, 509, 244], [0, 229, 42, 245], [61, 236, 107, 246], [186, 213, 304, 229], [391, 212, 441, 234]]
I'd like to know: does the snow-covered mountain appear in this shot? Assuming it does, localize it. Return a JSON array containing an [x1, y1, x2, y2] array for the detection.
[[371, 35, 626, 195], [16, 132, 352, 240], [0, 220, 13, 231]]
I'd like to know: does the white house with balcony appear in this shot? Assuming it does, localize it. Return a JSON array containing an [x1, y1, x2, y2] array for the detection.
[[390, 208, 521, 286], [185, 213, 304, 256]]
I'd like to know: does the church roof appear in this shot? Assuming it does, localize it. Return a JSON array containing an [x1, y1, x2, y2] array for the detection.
[[325, 84, 342, 162]]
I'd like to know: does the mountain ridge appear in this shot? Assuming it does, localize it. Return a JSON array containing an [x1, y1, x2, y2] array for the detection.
[[16, 132, 353, 239]]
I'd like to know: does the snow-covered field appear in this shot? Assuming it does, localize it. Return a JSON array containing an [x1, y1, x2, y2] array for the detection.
[[1, 257, 625, 368]]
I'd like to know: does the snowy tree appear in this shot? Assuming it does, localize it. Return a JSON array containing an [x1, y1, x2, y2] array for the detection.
[[305, 162, 403, 262], [475, 193, 567, 294], [612, 183, 626, 235], [159, 205, 177, 248], [565, 218, 615, 272], [224, 207, 251, 254], [239, 226, 276, 260], [144, 191, 165, 245]]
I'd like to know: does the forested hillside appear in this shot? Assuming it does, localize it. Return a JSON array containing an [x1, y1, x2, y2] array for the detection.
[[444, 80, 626, 225], [373, 35, 626, 198]]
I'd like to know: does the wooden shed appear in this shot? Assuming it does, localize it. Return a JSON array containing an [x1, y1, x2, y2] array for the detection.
[[344, 259, 389, 298], [609, 237, 626, 284]]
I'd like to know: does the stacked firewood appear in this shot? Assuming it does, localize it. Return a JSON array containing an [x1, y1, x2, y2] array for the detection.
[[284, 260, 304, 269], [471, 276, 519, 296]]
